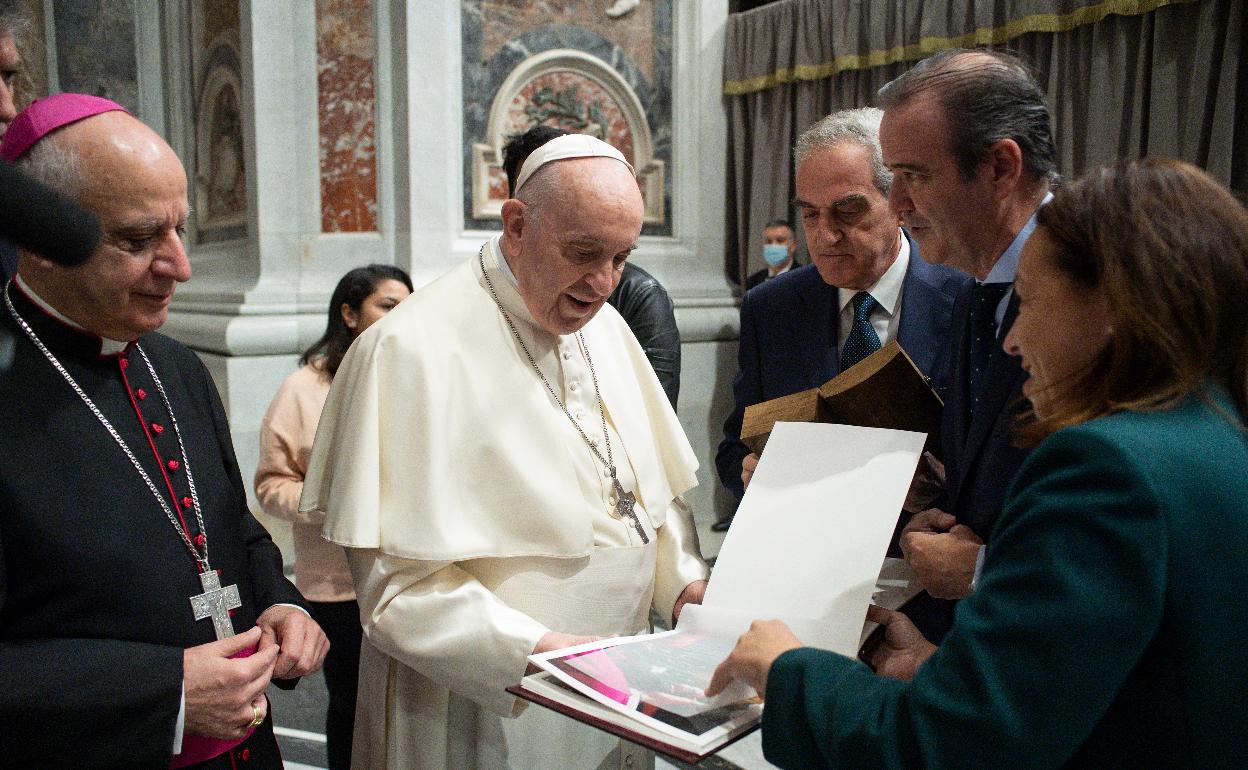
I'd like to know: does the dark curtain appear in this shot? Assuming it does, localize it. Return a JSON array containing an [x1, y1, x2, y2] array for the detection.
[[725, 0, 1244, 287]]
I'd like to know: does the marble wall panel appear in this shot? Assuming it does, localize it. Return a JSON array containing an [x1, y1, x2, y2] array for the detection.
[[462, 0, 672, 235], [317, 0, 378, 233], [51, 0, 138, 111]]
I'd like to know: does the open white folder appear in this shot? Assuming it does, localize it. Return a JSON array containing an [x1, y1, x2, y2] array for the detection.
[[520, 422, 926, 759]]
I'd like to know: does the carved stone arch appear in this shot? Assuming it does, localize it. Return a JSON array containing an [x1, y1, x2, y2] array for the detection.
[[471, 48, 665, 225]]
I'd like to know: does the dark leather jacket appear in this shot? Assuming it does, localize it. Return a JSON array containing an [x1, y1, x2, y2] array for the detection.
[[608, 262, 681, 409]]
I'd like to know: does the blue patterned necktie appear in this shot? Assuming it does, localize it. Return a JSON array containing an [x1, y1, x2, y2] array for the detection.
[[969, 282, 1012, 406], [840, 291, 882, 369]]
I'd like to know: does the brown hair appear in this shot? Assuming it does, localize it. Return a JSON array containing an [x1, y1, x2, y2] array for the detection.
[[1018, 157, 1248, 442]]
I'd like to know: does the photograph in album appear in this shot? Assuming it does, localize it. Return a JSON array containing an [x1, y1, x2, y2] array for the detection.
[[544, 631, 758, 735]]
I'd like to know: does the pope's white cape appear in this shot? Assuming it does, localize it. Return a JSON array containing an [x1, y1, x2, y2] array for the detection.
[[300, 237, 699, 561]]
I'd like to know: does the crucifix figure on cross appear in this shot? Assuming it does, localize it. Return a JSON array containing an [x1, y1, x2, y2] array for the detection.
[[190, 569, 242, 640]]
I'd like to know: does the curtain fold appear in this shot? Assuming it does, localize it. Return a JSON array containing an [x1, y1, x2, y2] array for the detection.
[[725, 0, 1243, 286]]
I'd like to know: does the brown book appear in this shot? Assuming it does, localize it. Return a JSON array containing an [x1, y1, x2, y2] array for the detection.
[[739, 341, 942, 455]]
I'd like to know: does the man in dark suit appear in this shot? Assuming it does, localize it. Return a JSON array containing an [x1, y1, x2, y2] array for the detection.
[[878, 49, 1057, 639], [744, 219, 802, 292], [715, 108, 969, 527]]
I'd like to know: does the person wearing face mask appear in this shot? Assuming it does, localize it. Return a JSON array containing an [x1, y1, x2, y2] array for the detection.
[[706, 157, 1248, 770], [714, 108, 968, 531], [254, 264, 412, 770], [744, 219, 802, 292], [300, 133, 709, 770]]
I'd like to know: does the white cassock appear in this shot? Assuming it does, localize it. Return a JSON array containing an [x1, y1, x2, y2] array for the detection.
[[301, 235, 709, 770]]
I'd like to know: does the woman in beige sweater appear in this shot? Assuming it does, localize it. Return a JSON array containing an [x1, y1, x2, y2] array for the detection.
[[255, 264, 412, 770]]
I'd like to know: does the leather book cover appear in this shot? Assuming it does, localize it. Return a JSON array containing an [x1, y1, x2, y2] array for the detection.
[[740, 341, 942, 455]]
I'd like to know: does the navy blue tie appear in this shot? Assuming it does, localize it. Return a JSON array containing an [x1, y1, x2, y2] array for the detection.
[[969, 282, 1012, 406], [840, 291, 882, 369]]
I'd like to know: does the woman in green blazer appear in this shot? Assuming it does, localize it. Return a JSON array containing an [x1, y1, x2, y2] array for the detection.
[[707, 158, 1248, 768]]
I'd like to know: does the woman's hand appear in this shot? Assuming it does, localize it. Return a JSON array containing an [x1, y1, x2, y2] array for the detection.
[[705, 620, 803, 698]]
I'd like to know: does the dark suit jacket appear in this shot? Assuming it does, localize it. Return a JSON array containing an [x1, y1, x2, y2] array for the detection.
[[744, 257, 802, 293], [762, 390, 1248, 769], [717, 234, 970, 501], [0, 287, 304, 768], [941, 289, 1032, 536], [904, 288, 1032, 640]]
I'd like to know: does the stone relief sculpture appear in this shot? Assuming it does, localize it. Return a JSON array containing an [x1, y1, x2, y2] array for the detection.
[[606, 0, 641, 19], [194, 35, 248, 234], [472, 48, 664, 225]]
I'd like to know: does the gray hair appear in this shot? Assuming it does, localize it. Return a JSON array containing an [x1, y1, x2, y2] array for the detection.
[[16, 133, 87, 202], [878, 48, 1058, 185], [794, 107, 891, 196], [514, 160, 561, 225]]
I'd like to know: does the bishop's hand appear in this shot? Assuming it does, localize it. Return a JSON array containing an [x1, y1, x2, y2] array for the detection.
[[182, 626, 277, 739], [256, 605, 330, 680]]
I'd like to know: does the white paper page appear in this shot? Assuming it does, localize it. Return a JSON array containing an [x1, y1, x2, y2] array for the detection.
[[678, 603, 863, 656], [703, 422, 924, 655]]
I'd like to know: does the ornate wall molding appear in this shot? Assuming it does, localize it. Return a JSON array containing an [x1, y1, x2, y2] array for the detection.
[[470, 48, 665, 225]]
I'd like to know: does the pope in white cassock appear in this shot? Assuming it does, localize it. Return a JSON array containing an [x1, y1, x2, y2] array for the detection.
[[301, 134, 710, 769]]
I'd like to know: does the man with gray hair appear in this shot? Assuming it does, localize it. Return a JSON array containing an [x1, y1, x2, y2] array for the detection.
[[716, 107, 968, 518], [303, 133, 709, 769], [879, 49, 1056, 642]]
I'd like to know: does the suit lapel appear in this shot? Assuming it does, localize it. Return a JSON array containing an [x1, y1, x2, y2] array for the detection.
[[794, 270, 841, 383], [959, 294, 1025, 477]]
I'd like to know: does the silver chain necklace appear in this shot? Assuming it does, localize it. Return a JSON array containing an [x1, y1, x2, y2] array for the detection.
[[478, 246, 648, 544], [4, 282, 243, 639]]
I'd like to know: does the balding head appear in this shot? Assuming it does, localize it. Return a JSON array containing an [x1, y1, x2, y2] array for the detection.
[[17, 109, 191, 340], [499, 155, 643, 335]]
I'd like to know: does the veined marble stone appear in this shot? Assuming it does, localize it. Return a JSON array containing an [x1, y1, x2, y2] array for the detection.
[[317, 0, 379, 233]]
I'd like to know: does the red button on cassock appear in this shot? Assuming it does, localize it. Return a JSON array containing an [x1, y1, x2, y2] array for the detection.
[[151, 423, 164, 434], [194, 533, 205, 547], [136, 388, 146, 400], [167, 459, 180, 471], [118, 358, 128, 369], [182, 496, 194, 509]]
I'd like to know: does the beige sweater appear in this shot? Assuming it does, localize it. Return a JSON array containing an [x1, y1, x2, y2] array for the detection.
[[255, 362, 354, 602]]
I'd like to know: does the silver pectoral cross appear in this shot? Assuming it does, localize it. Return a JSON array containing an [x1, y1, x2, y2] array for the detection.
[[613, 479, 649, 544], [190, 569, 241, 640]]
